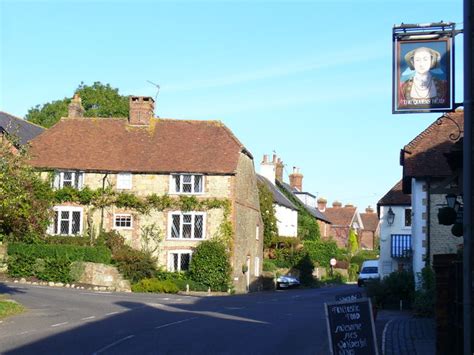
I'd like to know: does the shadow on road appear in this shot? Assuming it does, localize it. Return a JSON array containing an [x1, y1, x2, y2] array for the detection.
[[0, 282, 26, 295]]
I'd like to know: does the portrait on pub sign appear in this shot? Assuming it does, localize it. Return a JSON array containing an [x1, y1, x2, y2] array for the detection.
[[394, 38, 452, 113]]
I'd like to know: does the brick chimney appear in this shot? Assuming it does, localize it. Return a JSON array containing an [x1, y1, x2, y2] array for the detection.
[[275, 157, 284, 182], [129, 96, 154, 125], [260, 154, 276, 184], [345, 204, 354, 208], [68, 94, 85, 118], [317, 197, 327, 212], [289, 167, 303, 191], [365, 206, 374, 213], [332, 201, 342, 208]]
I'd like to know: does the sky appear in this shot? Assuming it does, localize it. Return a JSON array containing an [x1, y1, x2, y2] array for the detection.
[[0, 0, 464, 211]]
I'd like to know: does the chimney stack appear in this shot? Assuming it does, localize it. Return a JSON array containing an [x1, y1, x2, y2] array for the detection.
[[260, 154, 276, 184], [129, 96, 154, 125], [365, 206, 374, 213], [317, 197, 327, 212], [275, 158, 284, 182], [289, 167, 303, 191], [68, 94, 85, 118], [332, 201, 342, 208]]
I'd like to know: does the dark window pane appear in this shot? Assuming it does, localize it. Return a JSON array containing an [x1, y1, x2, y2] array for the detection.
[[194, 176, 203, 192], [405, 209, 412, 227], [194, 215, 203, 239], [174, 175, 180, 192], [173, 254, 178, 271], [172, 215, 180, 238], [54, 211, 58, 234], [72, 211, 81, 234], [63, 172, 72, 187], [181, 254, 190, 271]]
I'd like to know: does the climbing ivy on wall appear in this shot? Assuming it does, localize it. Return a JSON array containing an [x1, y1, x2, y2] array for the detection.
[[257, 182, 278, 249]]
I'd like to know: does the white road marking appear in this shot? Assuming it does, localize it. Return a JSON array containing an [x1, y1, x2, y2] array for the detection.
[[92, 334, 135, 354], [382, 319, 394, 355], [19, 331, 29, 335], [105, 311, 119, 316], [224, 307, 245, 310], [51, 322, 68, 327], [81, 316, 96, 321], [163, 298, 170, 301], [155, 317, 198, 329]]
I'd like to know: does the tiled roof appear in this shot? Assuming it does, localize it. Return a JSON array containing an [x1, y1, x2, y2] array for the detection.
[[360, 213, 379, 232], [29, 118, 248, 174], [402, 112, 463, 185], [257, 174, 297, 211], [276, 180, 331, 223], [324, 206, 356, 227], [0, 111, 45, 146], [378, 180, 411, 206]]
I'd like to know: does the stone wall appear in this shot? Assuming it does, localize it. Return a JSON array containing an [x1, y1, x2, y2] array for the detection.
[[70, 261, 131, 292], [231, 153, 264, 293]]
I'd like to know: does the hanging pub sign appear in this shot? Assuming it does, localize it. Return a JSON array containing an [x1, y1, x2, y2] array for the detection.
[[393, 22, 456, 114]]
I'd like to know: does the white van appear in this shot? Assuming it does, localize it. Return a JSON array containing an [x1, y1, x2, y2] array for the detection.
[[357, 260, 380, 287]]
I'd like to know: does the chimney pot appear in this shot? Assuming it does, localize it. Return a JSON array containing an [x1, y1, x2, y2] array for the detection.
[[366, 206, 374, 213], [289, 167, 303, 191], [332, 201, 342, 208], [317, 197, 327, 212], [68, 94, 85, 118]]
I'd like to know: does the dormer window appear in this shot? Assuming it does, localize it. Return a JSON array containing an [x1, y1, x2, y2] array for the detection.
[[54, 171, 84, 189], [170, 174, 203, 194]]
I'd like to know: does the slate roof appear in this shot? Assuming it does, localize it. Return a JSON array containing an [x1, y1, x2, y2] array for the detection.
[[378, 180, 411, 206], [360, 212, 379, 232], [0, 111, 45, 146], [257, 175, 297, 211], [324, 206, 356, 227], [401, 111, 463, 192], [29, 117, 250, 174], [276, 180, 331, 223]]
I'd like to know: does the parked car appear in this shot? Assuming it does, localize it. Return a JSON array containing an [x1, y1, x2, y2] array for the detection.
[[357, 260, 380, 287], [276, 275, 300, 289]]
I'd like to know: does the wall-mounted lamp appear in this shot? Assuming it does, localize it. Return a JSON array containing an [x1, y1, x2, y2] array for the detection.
[[387, 207, 395, 226], [446, 193, 458, 209]]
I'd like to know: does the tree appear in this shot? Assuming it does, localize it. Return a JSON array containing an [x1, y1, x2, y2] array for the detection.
[[0, 140, 54, 242], [257, 181, 278, 249], [26, 82, 129, 128], [348, 228, 359, 255]]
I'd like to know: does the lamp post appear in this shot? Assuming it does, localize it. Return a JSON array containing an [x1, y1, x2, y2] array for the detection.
[[387, 207, 395, 226]]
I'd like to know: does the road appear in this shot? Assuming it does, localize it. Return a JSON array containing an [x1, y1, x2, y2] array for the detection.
[[0, 282, 359, 355]]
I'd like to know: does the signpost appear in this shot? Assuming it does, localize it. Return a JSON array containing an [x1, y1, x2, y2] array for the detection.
[[325, 298, 378, 355]]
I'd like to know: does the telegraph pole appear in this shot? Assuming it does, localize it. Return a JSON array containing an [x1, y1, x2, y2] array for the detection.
[[463, 0, 473, 354]]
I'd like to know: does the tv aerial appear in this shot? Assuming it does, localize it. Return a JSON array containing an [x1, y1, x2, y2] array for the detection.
[[147, 80, 160, 101]]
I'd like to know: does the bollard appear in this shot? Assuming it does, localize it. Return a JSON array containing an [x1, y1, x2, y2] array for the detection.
[[186, 284, 189, 294]]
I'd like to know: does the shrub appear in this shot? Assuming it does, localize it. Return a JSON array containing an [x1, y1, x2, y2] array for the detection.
[[367, 270, 415, 309], [188, 240, 231, 291], [44, 236, 92, 246], [413, 267, 435, 317], [348, 263, 359, 281], [273, 247, 304, 268], [295, 253, 315, 286], [34, 258, 73, 283], [96, 230, 126, 255], [171, 278, 209, 292], [112, 247, 157, 283], [303, 240, 341, 267], [350, 250, 379, 270], [263, 259, 277, 272], [131, 278, 179, 293]]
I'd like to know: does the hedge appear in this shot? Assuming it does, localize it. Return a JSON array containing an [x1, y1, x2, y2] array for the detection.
[[6, 243, 112, 282], [131, 279, 179, 293], [7, 243, 111, 264]]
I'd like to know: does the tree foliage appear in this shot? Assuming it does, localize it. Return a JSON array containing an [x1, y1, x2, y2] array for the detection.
[[257, 181, 278, 249], [25, 82, 129, 128], [348, 228, 359, 255], [0, 141, 54, 242]]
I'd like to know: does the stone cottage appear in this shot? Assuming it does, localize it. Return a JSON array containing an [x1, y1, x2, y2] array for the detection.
[[28, 95, 263, 293]]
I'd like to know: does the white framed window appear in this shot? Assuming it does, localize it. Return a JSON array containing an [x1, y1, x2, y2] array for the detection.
[[53, 171, 84, 189], [50, 206, 83, 235], [117, 173, 132, 189], [114, 214, 132, 229], [168, 250, 193, 272], [168, 212, 205, 240], [403, 208, 412, 228], [170, 174, 204, 194], [255, 257, 260, 277]]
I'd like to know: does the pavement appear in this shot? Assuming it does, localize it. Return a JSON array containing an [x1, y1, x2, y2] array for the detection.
[[376, 309, 435, 355]]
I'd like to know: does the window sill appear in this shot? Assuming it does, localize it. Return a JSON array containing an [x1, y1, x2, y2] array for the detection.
[[166, 237, 204, 241]]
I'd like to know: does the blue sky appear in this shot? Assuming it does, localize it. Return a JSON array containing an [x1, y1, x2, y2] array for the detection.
[[0, 0, 464, 211]]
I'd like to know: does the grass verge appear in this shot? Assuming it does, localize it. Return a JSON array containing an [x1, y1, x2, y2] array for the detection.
[[0, 296, 24, 319]]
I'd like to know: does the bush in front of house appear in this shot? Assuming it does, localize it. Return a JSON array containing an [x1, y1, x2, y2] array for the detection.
[[188, 239, 231, 291], [45, 236, 92, 246], [413, 266, 436, 317], [262, 259, 278, 272], [350, 250, 379, 270], [295, 253, 315, 286], [153, 270, 209, 292], [112, 247, 157, 283], [348, 263, 359, 282], [367, 270, 415, 309], [131, 278, 179, 293], [6, 243, 111, 282]]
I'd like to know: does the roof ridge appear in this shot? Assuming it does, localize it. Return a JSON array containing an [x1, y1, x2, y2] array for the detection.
[[0, 111, 46, 129]]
